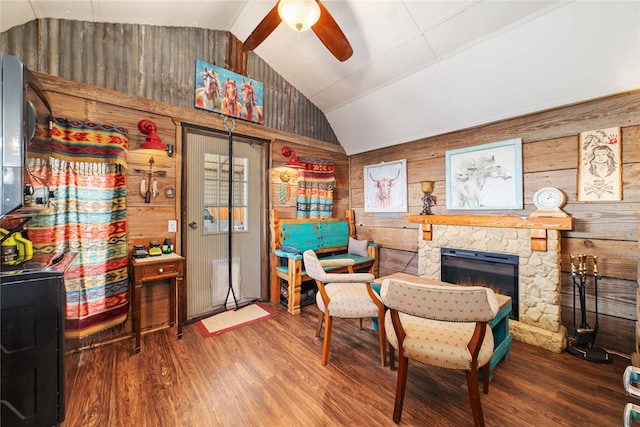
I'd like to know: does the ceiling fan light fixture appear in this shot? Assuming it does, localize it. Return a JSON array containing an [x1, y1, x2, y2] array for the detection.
[[278, 0, 321, 32]]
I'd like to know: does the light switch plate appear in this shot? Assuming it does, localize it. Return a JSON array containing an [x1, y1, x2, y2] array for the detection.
[[168, 220, 177, 233]]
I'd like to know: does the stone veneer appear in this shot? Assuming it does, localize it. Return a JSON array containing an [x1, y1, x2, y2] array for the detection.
[[417, 224, 567, 353]]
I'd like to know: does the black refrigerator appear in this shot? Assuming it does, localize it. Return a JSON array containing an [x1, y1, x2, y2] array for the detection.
[[1, 253, 75, 427]]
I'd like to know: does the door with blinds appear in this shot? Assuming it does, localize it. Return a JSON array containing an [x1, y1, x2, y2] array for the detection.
[[184, 125, 266, 319]]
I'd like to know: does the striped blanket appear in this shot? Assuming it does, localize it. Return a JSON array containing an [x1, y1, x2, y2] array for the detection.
[[28, 117, 129, 338]]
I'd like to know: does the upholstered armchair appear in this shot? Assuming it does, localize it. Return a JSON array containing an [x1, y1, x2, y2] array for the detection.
[[623, 365, 640, 427], [380, 278, 499, 426], [302, 250, 386, 366]]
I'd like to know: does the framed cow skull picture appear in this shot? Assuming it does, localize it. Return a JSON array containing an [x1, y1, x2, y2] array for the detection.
[[364, 159, 407, 213]]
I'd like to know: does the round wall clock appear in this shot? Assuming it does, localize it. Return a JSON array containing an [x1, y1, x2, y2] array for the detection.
[[531, 187, 568, 217]]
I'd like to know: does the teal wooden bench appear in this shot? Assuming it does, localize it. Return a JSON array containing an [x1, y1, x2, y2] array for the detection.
[[269, 210, 379, 315]]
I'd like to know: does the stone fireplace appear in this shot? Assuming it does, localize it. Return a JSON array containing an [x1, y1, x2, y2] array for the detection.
[[408, 214, 573, 353]]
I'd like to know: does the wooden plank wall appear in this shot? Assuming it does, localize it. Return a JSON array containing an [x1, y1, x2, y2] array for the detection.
[[350, 90, 640, 354], [35, 72, 347, 348], [30, 72, 639, 355]]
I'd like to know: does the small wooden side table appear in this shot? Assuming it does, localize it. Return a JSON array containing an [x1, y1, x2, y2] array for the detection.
[[129, 253, 185, 353]]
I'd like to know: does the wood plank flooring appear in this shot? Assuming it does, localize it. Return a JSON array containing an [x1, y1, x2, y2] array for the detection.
[[61, 302, 631, 426]]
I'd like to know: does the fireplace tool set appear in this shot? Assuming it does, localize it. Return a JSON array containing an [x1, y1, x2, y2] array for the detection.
[[566, 254, 610, 363]]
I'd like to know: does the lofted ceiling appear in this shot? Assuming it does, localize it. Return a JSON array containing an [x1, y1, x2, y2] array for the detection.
[[1, 0, 639, 155]]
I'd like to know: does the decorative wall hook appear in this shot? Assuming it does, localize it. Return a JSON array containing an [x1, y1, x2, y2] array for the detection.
[[279, 170, 291, 203]]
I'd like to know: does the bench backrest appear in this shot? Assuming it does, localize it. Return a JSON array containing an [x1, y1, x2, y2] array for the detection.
[[281, 221, 349, 252]]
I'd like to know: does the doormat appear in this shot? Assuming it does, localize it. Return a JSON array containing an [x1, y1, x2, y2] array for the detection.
[[195, 302, 277, 338]]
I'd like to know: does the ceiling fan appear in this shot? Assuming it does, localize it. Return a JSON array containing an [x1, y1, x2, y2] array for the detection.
[[241, 0, 353, 62]]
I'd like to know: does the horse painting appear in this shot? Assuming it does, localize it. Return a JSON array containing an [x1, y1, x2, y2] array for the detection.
[[194, 60, 264, 123], [241, 78, 263, 123], [453, 155, 512, 207], [221, 78, 243, 117], [195, 67, 221, 111]]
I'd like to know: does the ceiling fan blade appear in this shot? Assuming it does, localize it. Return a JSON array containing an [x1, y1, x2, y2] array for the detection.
[[312, 1, 353, 62], [242, 2, 282, 52]]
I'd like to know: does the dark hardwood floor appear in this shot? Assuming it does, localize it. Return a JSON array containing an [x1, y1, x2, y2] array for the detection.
[[61, 302, 631, 426]]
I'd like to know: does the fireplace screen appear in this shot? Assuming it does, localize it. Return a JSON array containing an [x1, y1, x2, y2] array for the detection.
[[440, 248, 519, 320]]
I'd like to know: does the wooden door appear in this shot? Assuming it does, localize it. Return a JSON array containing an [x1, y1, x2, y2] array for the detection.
[[183, 126, 265, 319]]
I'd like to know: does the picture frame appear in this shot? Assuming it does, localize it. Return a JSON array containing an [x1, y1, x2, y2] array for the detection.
[[194, 59, 264, 124], [364, 159, 407, 213], [578, 127, 622, 201], [446, 138, 523, 210]]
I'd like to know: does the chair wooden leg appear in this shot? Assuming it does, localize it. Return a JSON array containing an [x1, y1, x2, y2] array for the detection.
[[481, 364, 490, 394], [315, 311, 324, 337], [377, 310, 386, 367], [465, 368, 485, 427], [388, 341, 395, 370], [392, 353, 409, 424], [359, 318, 363, 329], [321, 315, 333, 366]]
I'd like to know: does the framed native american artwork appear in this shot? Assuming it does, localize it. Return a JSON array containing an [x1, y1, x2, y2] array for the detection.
[[364, 159, 407, 213], [446, 138, 523, 210], [194, 59, 264, 124], [578, 127, 622, 201]]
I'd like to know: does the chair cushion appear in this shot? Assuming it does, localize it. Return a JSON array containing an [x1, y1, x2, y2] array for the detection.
[[385, 311, 494, 371], [280, 245, 302, 255], [317, 282, 381, 318], [381, 278, 499, 322], [348, 237, 369, 257]]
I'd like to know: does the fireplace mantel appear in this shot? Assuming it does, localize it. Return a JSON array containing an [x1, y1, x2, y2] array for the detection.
[[408, 214, 573, 251]]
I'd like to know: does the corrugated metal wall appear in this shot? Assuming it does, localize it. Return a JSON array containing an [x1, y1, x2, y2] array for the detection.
[[0, 18, 340, 145]]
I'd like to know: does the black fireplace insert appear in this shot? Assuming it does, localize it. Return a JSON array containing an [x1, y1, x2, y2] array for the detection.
[[440, 247, 519, 320]]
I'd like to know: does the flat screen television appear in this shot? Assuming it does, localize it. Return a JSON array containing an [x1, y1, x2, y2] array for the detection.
[[0, 54, 53, 219]]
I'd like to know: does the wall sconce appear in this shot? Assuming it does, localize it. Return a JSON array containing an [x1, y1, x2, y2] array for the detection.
[[420, 180, 435, 215], [282, 146, 304, 168], [138, 119, 173, 157]]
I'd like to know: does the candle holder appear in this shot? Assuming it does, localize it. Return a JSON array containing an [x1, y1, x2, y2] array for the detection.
[[420, 180, 434, 215]]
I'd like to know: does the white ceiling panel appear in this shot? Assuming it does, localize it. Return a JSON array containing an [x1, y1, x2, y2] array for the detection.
[[346, 1, 420, 60], [327, 63, 456, 153], [1, 0, 638, 155], [315, 34, 438, 110], [0, 1, 35, 31], [423, 0, 564, 58], [93, 1, 242, 28], [229, 1, 280, 40], [31, 0, 95, 22], [404, 0, 475, 30], [440, 0, 640, 130]]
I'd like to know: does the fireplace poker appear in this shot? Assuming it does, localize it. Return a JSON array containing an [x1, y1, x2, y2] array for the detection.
[[566, 253, 610, 363], [570, 254, 577, 332]]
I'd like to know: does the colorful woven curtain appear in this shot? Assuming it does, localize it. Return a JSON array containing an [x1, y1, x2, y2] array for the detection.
[[296, 157, 335, 218], [28, 117, 129, 339]]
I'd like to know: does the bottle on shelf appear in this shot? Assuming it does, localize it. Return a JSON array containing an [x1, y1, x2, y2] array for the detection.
[[162, 238, 173, 254]]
